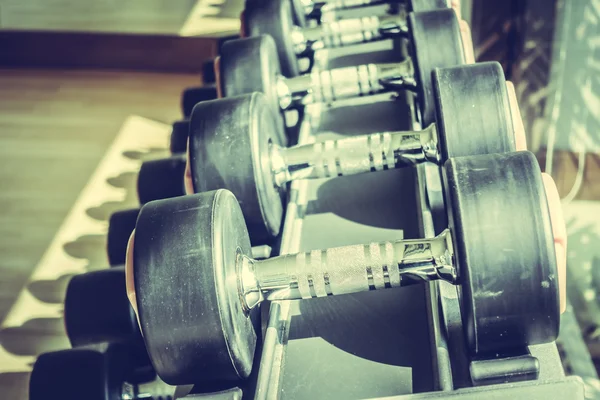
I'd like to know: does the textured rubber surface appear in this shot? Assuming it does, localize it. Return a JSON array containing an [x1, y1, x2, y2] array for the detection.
[[189, 93, 285, 244], [181, 86, 217, 118], [203, 58, 216, 84], [408, 0, 449, 12], [107, 208, 140, 266], [29, 345, 136, 400], [65, 268, 142, 348], [434, 62, 515, 160], [137, 155, 186, 204], [443, 151, 559, 354], [408, 9, 464, 127], [290, 0, 308, 27], [245, 0, 299, 77], [169, 120, 190, 154], [219, 36, 286, 143], [134, 191, 257, 385]]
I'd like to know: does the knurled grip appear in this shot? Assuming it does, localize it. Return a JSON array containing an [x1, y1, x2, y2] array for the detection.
[[320, 16, 382, 47], [311, 64, 381, 104]]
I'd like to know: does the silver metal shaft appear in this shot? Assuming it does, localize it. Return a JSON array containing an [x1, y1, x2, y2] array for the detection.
[[239, 229, 456, 311], [298, 14, 406, 53], [280, 59, 414, 109], [270, 124, 438, 186]]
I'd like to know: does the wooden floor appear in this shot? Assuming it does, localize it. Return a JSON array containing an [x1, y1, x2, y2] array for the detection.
[[0, 0, 244, 35], [0, 68, 197, 322], [0, 0, 196, 34]]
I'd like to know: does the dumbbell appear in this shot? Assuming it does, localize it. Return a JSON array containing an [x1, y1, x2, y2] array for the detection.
[[64, 268, 141, 349], [108, 209, 141, 266], [30, 344, 173, 400], [181, 86, 218, 119], [137, 154, 187, 205], [244, 0, 449, 77], [193, 0, 449, 83], [188, 61, 514, 245], [131, 8, 461, 215], [220, 8, 464, 143], [173, 85, 217, 153], [128, 149, 562, 385], [290, 0, 447, 27]]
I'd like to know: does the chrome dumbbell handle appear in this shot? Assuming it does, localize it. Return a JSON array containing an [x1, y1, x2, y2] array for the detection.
[[296, 14, 406, 55], [121, 380, 174, 400], [239, 229, 455, 310], [271, 124, 438, 186], [280, 59, 414, 108]]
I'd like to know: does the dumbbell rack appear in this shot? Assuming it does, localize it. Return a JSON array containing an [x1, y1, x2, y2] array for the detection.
[[189, 42, 585, 399]]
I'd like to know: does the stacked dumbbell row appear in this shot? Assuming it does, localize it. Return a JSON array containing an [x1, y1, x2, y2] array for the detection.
[[30, 0, 569, 398]]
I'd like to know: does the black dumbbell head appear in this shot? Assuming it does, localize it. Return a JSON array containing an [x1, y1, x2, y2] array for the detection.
[[202, 59, 217, 84], [181, 86, 218, 119], [107, 208, 140, 266], [30, 345, 136, 400], [434, 62, 516, 161], [290, 0, 308, 27], [408, 8, 465, 127], [134, 190, 257, 385], [408, 0, 449, 12], [244, 0, 299, 77], [170, 120, 190, 154], [189, 93, 285, 244], [137, 155, 187, 205], [65, 267, 142, 348], [219, 36, 286, 144], [443, 151, 559, 355]]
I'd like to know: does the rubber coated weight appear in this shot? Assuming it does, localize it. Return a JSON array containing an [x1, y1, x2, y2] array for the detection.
[[181, 86, 217, 118], [30, 345, 137, 400], [220, 36, 286, 143], [107, 208, 140, 266], [244, 0, 299, 77], [65, 268, 142, 348], [137, 155, 186, 204], [170, 120, 190, 154], [408, 8, 464, 127], [189, 93, 285, 244], [203, 58, 217, 84], [290, 0, 308, 27], [408, 0, 449, 12], [434, 62, 515, 160], [443, 151, 559, 354], [134, 191, 257, 385]]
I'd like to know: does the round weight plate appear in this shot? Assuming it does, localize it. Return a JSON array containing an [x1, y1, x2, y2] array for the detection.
[[220, 36, 287, 143], [245, 0, 299, 77], [408, 9, 464, 127], [181, 86, 218, 118], [202, 58, 216, 84], [290, 0, 308, 27], [137, 155, 186, 204], [434, 62, 515, 160], [407, 0, 449, 12], [189, 93, 284, 244], [30, 345, 135, 400], [107, 208, 140, 266], [443, 151, 559, 354], [133, 190, 257, 385], [170, 120, 190, 154], [65, 268, 141, 348]]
